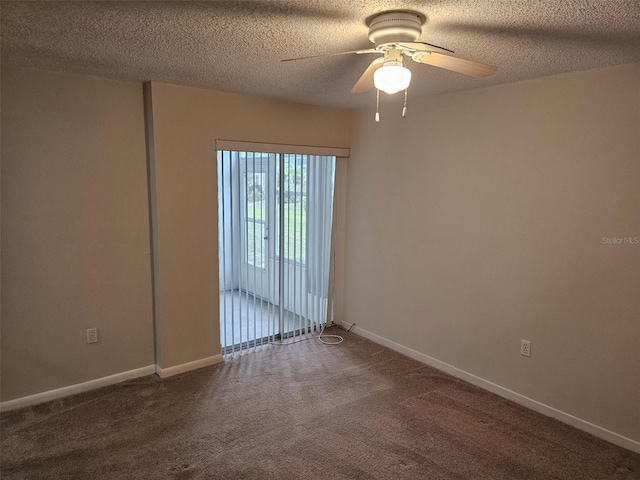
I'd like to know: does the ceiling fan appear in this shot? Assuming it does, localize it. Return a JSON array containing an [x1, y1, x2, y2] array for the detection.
[[283, 10, 497, 120]]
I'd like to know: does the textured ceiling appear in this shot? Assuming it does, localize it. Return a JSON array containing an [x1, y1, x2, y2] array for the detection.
[[2, 1, 640, 109]]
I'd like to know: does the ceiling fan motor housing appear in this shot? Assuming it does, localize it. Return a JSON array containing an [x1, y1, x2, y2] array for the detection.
[[367, 11, 425, 47]]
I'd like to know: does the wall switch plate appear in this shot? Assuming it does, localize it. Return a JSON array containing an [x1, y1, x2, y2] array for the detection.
[[87, 328, 98, 344], [521, 339, 531, 357]]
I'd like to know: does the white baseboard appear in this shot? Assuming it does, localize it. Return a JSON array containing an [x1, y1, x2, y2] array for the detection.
[[0, 365, 156, 413], [337, 321, 640, 455], [155, 355, 224, 378]]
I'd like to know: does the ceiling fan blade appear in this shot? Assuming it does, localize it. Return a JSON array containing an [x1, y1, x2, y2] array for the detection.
[[351, 57, 385, 93], [397, 42, 455, 54], [282, 49, 377, 62], [413, 52, 497, 77]]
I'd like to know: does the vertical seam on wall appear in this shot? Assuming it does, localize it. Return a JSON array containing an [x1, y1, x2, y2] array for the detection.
[[143, 82, 162, 370]]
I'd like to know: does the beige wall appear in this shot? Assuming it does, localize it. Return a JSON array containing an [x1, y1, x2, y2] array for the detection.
[[148, 82, 350, 368], [0, 68, 350, 399], [345, 64, 640, 441], [1, 66, 154, 401]]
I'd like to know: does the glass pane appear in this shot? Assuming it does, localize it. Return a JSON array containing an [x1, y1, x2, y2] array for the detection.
[[244, 168, 266, 269], [246, 220, 265, 268], [276, 155, 307, 264]]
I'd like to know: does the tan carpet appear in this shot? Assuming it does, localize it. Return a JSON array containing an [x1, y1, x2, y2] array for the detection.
[[2, 329, 639, 479]]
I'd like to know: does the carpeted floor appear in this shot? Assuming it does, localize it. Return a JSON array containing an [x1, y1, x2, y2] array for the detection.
[[1, 329, 639, 479]]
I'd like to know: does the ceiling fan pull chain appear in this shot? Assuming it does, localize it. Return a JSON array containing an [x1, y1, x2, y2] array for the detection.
[[402, 89, 408, 118], [375, 89, 380, 123]]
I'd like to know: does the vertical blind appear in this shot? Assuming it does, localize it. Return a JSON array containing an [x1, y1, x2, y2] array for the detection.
[[217, 148, 338, 355]]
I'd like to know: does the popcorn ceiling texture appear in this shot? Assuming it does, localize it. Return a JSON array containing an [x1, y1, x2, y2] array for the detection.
[[2, 0, 639, 108]]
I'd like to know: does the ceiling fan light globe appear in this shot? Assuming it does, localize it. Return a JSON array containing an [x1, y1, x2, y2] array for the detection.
[[373, 63, 412, 94]]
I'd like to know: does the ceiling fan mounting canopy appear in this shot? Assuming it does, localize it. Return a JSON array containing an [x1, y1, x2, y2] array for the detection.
[[366, 11, 426, 46]]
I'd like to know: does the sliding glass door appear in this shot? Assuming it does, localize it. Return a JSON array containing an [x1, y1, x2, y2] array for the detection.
[[218, 149, 335, 354]]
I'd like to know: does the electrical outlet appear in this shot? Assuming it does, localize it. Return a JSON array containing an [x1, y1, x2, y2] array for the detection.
[[86, 328, 98, 344], [520, 339, 531, 357]]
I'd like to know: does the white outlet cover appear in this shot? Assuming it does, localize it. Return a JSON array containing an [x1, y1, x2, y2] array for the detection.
[[87, 328, 98, 344], [520, 340, 531, 357]]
